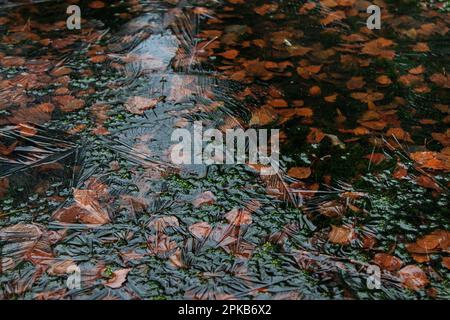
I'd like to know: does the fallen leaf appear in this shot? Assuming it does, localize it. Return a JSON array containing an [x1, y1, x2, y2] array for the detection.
[[376, 75, 392, 85], [189, 222, 213, 240], [89, 1, 105, 9], [346, 77, 366, 90], [105, 268, 131, 289], [125, 96, 158, 115], [309, 86, 321, 96], [442, 257, 450, 269], [225, 208, 252, 225], [218, 50, 239, 60], [192, 191, 216, 208], [373, 253, 403, 271], [398, 265, 429, 291], [288, 167, 312, 179], [328, 225, 355, 245], [254, 3, 279, 16]]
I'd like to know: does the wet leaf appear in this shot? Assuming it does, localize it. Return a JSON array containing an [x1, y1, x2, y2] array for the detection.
[[125, 96, 158, 115], [328, 225, 355, 245], [189, 222, 213, 240], [288, 167, 312, 179], [373, 253, 403, 271], [398, 265, 429, 291], [105, 268, 131, 289], [192, 191, 216, 208]]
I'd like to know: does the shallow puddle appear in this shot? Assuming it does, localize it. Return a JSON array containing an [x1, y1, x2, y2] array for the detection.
[[0, 0, 449, 300]]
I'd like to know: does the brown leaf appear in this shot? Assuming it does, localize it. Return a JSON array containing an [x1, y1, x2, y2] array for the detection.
[[53, 95, 85, 112], [409, 65, 425, 75], [376, 75, 392, 86], [398, 265, 429, 291], [351, 91, 384, 103], [346, 77, 366, 90], [88, 1, 105, 9], [0, 224, 53, 271], [328, 225, 355, 245], [0, 141, 18, 156], [386, 128, 413, 143], [362, 38, 395, 60], [105, 268, 131, 289], [125, 96, 158, 115], [288, 167, 312, 179], [373, 253, 403, 271], [306, 128, 325, 144], [412, 42, 430, 53], [147, 234, 177, 256], [318, 200, 345, 218], [254, 3, 279, 16], [47, 260, 77, 276], [442, 257, 450, 270], [218, 50, 239, 60], [320, 10, 345, 26], [268, 99, 288, 108], [405, 242, 438, 254], [225, 208, 252, 226], [417, 234, 442, 250], [430, 73, 450, 88], [410, 151, 448, 171], [393, 162, 408, 180], [50, 67, 72, 77], [365, 153, 386, 165], [53, 188, 110, 226], [192, 191, 216, 208], [188, 222, 212, 240], [249, 107, 277, 126], [309, 86, 321, 96], [411, 254, 430, 263], [415, 175, 441, 192], [148, 216, 179, 232]]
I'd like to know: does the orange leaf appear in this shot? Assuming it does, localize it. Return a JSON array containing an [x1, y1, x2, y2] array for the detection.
[[373, 253, 403, 271], [398, 265, 429, 291], [410, 151, 447, 171], [365, 153, 385, 165], [307, 128, 325, 144], [88, 1, 105, 9], [254, 4, 279, 15], [328, 225, 355, 245], [218, 49, 239, 60], [346, 76, 366, 90], [376, 75, 392, 85], [309, 86, 321, 96], [442, 257, 450, 269], [288, 167, 312, 179]]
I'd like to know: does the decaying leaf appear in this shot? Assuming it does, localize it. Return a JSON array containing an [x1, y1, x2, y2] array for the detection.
[[328, 225, 355, 245], [104, 268, 131, 289], [398, 265, 429, 291]]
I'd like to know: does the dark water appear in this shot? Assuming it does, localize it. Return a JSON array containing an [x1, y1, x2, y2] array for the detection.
[[0, 0, 449, 299]]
